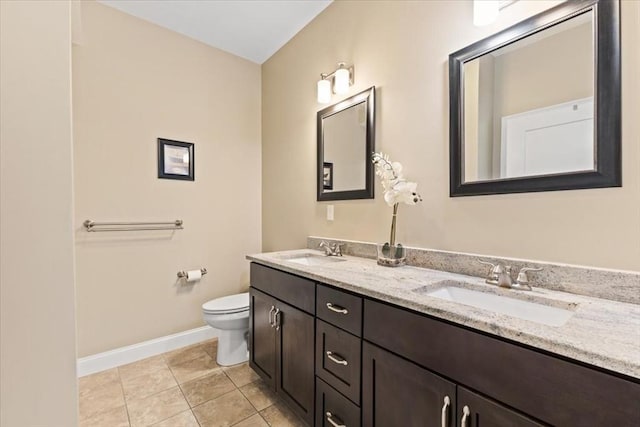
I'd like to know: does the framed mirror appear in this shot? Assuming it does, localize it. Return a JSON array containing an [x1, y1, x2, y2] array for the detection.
[[317, 86, 375, 201], [449, 0, 620, 196]]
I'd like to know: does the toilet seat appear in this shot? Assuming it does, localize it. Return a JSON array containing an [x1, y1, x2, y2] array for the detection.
[[202, 292, 249, 315]]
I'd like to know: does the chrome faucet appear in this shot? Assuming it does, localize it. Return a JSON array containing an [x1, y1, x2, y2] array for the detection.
[[319, 241, 344, 257], [478, 261, 542, 291]]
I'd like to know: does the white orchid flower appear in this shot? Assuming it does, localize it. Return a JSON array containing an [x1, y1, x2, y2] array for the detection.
[[372, 152, 422, 207], [395, 181, 422, 205]]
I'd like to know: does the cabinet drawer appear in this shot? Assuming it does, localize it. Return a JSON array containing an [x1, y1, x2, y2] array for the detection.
[[250, 263, 315, 314], [317, 284, 362, 336], [316, 319, 361, 404], [364, 299, 640, 426], [316, 378, 361, 427]]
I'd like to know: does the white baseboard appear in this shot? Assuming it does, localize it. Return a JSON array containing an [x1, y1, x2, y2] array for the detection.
[[77, 326, 218, 377]]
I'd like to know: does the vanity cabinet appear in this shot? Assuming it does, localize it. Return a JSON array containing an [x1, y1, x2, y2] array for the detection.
[[249, 262, 640, 427], [249, 264, 315, 426]]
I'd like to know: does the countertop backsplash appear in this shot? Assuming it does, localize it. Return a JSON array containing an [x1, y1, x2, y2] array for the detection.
[[307, 236, 640, 305]]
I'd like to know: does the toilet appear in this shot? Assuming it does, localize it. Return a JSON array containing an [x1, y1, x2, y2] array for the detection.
[[202, 292, 250, 366]]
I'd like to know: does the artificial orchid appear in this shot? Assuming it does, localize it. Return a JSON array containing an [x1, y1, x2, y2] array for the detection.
[[372, 152, 422, 249]]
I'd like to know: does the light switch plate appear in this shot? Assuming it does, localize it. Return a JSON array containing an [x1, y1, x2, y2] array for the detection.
[[327, 205, 334, 221]]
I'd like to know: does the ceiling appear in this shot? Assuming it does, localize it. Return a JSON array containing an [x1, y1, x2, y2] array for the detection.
[[98, 0, 333, 64]]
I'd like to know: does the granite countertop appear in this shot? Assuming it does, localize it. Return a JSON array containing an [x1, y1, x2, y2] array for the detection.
[[247, 249, 640, 379]]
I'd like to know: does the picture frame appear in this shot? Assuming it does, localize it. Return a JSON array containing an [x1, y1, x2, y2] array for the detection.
[[323, 162, 333, 190], [157, 138, 194, 181]]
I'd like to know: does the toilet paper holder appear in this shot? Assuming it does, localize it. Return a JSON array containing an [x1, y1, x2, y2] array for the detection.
[[177, 268, 207, 279]]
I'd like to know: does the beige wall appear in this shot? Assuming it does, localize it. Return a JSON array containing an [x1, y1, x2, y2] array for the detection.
[[494, 20, 593, 118], [0, 1, 78, 425], [324, 103, 367, 191], [73, 1, 261, 356], [262, 0, 640, 271]]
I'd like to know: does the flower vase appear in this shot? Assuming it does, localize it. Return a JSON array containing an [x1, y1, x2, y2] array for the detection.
[[376, 243, 406, 267]]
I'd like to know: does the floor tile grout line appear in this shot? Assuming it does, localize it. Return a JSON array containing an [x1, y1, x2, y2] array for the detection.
[[116, 369, 133, 427], [190, 387, 241, 413], [77, 376, 131, 425], [229, 410, 263, 427], [237, 380, 279, 414], [190, 408, 203, 427], [163, 342, 213, 369]]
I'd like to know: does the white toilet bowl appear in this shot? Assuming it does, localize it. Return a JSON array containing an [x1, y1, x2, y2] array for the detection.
[[202, 292, 250, 366]]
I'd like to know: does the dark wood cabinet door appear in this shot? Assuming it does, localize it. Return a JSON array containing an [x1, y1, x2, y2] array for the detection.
[[362, 341, 456, 427], [457, 387, 543, 427], [249, 288, 276, 388], [276, 300, 315, 426]]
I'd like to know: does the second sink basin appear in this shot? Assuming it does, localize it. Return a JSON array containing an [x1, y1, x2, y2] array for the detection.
[[282, 253, 347, 266], [420, 283, 575, 327]]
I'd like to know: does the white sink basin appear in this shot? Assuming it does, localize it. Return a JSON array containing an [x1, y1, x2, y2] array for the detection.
[[282, 253, 347, 266], [424, 285, 575, 327]]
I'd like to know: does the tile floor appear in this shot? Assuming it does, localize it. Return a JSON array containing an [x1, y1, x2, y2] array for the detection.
[[78, 340, 305, 427]]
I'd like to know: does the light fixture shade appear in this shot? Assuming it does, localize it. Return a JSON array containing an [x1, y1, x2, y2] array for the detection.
[[317, 79, 331, 104], [473, 0, 499, 26], [334, 68, 350, 94]]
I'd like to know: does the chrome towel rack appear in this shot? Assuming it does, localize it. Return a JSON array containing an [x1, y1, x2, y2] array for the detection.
[[83, 219, 183, 232]]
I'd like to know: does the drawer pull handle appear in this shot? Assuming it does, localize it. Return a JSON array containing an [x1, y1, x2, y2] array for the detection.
[[274, 308, 281, 331], [441, 395, 450, 427], [326, 351, 348, 366], [326, 411, 346, 427], [460, 405, 470, 427], [268, 306, 275, 327], [326, 302, 349, 314]]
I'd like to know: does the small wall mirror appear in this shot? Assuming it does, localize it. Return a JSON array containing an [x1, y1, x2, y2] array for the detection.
[[317, 86, 375, 201], [449, 0, 620, 196]]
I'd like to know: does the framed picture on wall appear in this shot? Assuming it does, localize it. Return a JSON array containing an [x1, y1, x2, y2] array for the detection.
[[157, 138, 194, 181], [323, 162, 333, 190]]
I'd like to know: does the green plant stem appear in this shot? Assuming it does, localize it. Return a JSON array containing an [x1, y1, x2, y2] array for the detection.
[[389, 203, 399, 247]]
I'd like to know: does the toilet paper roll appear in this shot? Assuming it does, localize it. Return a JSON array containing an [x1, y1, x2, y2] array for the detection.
[[185, 269, 202, 282]]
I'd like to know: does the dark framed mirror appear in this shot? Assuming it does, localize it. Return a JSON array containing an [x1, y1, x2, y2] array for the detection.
[[317, 87, 375, 201], [449, 0, 620, 196]]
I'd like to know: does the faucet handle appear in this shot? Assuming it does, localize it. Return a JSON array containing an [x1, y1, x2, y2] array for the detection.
[[331, 243, 345, 256], [478, 260, 502, 285], [319, 241, 332, 255], [478, 260, 497, 269], [513, 267, 543, 291]]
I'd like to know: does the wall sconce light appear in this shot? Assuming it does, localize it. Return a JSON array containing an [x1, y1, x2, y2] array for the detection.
[[317, 62, 355, 104], [473, 0, 517, 27]]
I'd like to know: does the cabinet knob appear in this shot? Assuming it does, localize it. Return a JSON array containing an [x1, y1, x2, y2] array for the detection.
[[326, 350, 348, 366], [326, 411, 346, 427], [461, 405, 470, 427], [326, 302, 349, 315], [441, 395, 451, 427]]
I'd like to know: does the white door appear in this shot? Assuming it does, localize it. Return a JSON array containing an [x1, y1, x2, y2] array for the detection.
[[501, 97, 594, 178]]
